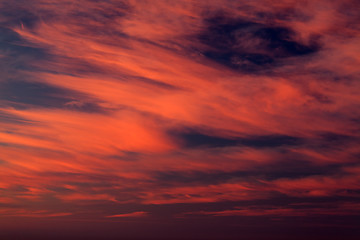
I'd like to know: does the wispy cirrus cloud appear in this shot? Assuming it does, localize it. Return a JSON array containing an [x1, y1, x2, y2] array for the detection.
[[0, 0, 359, 239]]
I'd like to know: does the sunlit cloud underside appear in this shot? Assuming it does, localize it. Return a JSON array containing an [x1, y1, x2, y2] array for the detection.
[[0, 0, 360, 239]]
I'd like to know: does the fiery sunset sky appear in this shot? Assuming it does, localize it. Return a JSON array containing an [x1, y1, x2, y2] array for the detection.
[[1, 0, 360, 239]]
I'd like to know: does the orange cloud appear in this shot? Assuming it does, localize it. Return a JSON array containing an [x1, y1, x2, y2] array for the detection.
[[0, 1, 359, 233]]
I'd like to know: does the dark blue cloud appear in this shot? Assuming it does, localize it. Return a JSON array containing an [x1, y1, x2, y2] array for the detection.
[[319, 132, 357, 145], [0, 27, 51, 70], [1, 80, 75, 107], [254, 27, 319, 57], [198, 14, 320, 72], [172, 129, 302, 148], [153, 161, 343, 186], [176, 131, 238, 148], [0, 80, 106, 112], [239, 135, 302, 148], [0, 1, 43, 29]]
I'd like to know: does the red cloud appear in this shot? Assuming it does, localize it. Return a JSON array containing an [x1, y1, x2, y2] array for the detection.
[[0, 2, 359, 237]]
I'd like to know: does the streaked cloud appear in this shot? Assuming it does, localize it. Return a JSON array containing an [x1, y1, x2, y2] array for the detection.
[[106, 211, 148, 218], [0, 0, 359, 239]]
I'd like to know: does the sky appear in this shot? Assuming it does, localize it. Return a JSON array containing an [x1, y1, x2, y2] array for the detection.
[[0, 0, 360, 239]]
